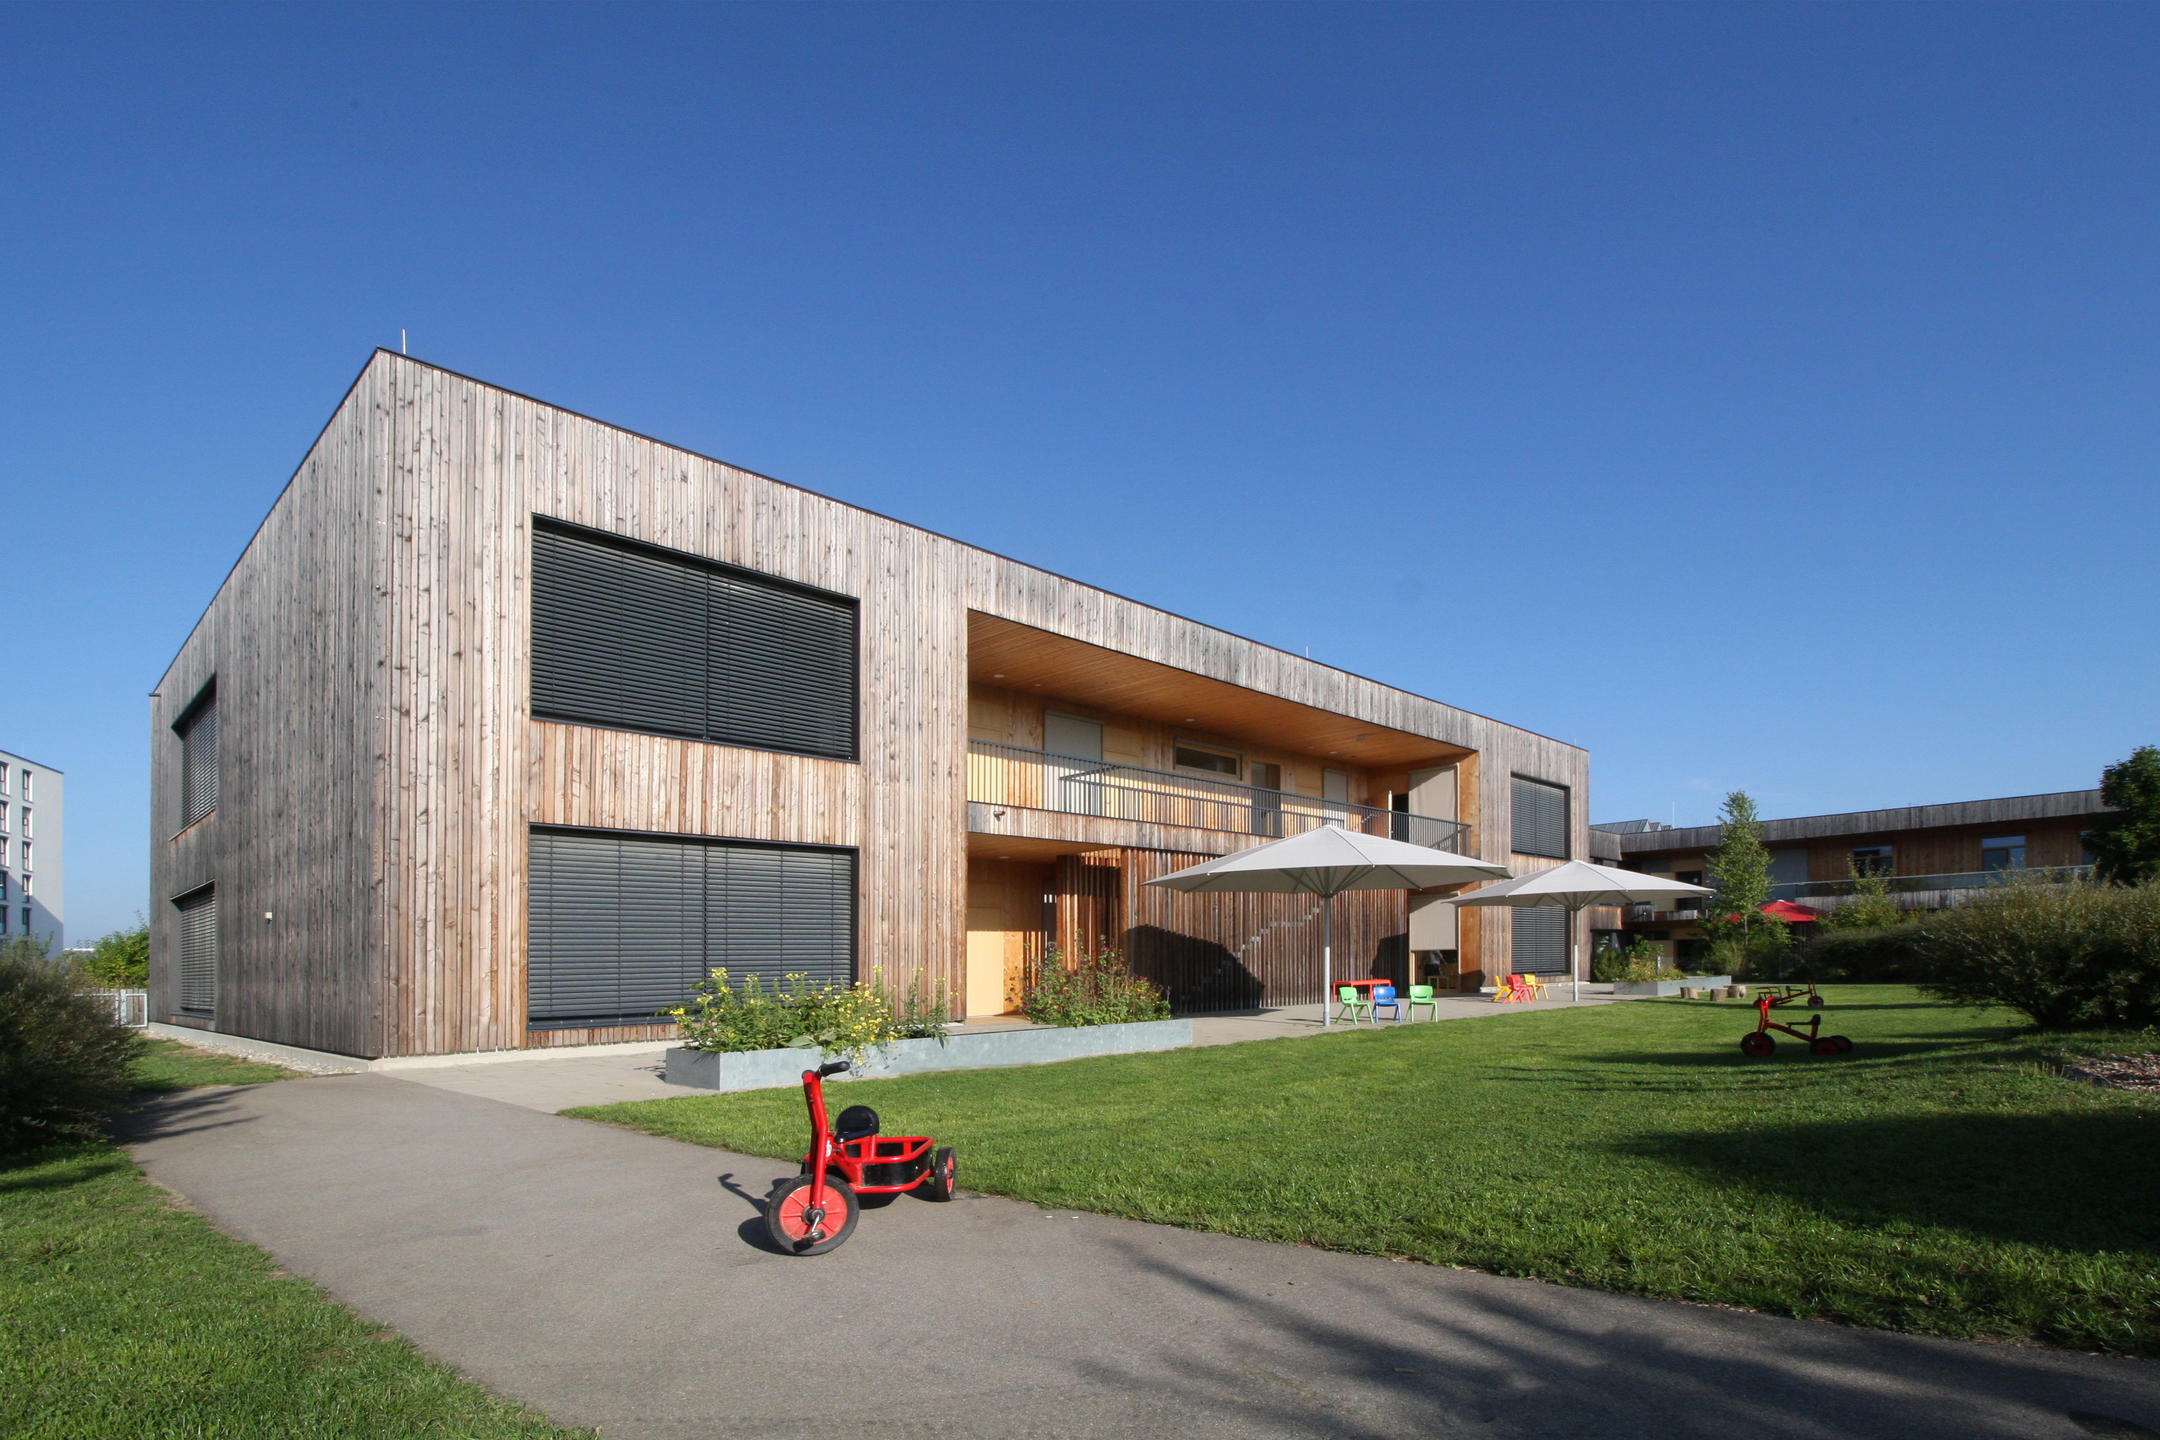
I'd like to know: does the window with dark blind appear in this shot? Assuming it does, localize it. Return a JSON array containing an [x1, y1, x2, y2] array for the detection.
[[177, 685, 218, 827], [527, 828, 856, 1030], [1511, 906, 1568, 975], [531, 522, 858, 761], [1511, 776, 1569, 859], [176, 886, 218, 1016]]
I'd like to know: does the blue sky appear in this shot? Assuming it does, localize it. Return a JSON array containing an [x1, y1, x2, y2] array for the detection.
[[3, 3, 2155, 939]]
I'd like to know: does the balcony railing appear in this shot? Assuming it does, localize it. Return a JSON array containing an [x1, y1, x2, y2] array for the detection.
[[1622, 865, 2095, 924], [967, 740, 1473, 852], [1768, 865, 2092, 902]]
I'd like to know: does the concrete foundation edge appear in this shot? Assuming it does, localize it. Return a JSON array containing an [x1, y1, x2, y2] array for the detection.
[[1610, 975, 1733, 997], [665, 1018, 1195, 1092], [143, 1022, 376, 1074]]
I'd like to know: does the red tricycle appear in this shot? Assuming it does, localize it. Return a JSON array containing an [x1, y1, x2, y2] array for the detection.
[[1759, 982, 1825, 1009], [1740, 992, 1850, 1058], [763, 1059, 955, 1256]]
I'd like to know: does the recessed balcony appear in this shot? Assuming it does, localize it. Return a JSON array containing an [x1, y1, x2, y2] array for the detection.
[[967, 740, 1471, 852]]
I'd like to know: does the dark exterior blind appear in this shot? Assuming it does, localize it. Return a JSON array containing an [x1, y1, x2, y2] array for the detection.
[[178, 690, 218, 827], [1511, 906, 1568, 975], [531, 524, 857, 760], [177, 887, 218, 1015], [1511, 776, 1569, 859], [527, 828, 856, 1030]]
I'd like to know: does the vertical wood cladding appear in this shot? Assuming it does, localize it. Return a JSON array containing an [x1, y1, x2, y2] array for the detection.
[[148, 363, 386, 1055], [1051, 848, 1409, 1011], [153, 350, 1586, 1056]]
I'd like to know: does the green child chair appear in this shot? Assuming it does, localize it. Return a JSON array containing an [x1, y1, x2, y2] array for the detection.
[[1336, 984, 1374, 1024], [1405, 983, 1440, 1021]]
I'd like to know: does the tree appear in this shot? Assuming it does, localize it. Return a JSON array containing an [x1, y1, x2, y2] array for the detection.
[[1817, 862, 1902, 931], [72, 918, 151, 988], [1704, 790, 1783, 969], [1707, 791, 1774, 925], [2086, 745, 2160, 886]]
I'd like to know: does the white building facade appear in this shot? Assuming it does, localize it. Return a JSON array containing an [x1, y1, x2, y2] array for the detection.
[[0, 748, 62, 950]]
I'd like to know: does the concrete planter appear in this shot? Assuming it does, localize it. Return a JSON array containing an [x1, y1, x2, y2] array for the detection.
[[665, 1017, 1193, 1093], [1611, 974, 1732, 998]]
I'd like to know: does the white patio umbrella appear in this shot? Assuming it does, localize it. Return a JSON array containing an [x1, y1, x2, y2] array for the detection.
[[1144, 824, 1512, 1026], [1449, 860, 1711, 1002]]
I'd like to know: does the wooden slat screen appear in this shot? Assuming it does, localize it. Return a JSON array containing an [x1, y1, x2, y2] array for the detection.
[[1511, 775, 1569, 859], [531, 523, 858, 761], [178, 689, 219, 827], [177, 887, 218, 1015], [527, 827, 856, 1030], [1510, 906, 1568, 975]]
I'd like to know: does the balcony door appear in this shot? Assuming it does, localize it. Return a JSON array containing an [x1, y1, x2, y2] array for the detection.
[[1043, 713, 1105, 817]]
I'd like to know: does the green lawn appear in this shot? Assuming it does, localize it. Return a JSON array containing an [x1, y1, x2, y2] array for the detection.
[[0, 1043, 588, 1440], [131, 1036, 306, 1093], [569, 987, 2160, 1355]]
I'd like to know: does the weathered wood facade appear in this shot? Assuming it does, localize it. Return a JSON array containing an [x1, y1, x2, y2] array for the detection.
[[150, 351, 1590, 1057]]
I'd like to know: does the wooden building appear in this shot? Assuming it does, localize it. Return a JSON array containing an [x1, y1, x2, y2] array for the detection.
[[150, 351, 1589, 1058], [1598, 790, 2111, 961]]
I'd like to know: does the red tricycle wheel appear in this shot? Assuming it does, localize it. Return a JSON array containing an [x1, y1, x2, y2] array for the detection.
[[766, 1172, 859, 1256], [1810, 1036, 1840, 1057], [923, 1146, 956, 1202], [1832, 1035, 1853, 1053], [1808, 995, 1825, 1009], [1740, 1032, 1774, 1058]]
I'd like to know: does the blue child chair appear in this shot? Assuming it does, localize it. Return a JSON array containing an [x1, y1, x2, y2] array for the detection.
[[1370, 984, 1403, 1022]]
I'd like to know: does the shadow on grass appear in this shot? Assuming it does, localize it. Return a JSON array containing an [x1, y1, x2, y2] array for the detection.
[[1621, 1109, 2160, 1253], [1577, 1031, 2010, 1068]]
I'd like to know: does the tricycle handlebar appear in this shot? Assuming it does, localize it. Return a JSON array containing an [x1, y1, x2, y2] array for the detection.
[[817, 1060, 852, 1077]]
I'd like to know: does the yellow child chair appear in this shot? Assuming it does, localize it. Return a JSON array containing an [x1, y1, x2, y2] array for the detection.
[[1519, 972, 1551, 1000]]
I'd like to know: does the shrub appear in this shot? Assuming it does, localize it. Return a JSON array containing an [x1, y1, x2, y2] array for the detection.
[[1022, 944, 1171, 1027], [1792, 921, 1935, 983], [1596, 938, 1674, 984], [1921, 878, 2160, 1029], [0, 943, 144, 1153], [670, 969, 822, 1054], [75, 917, 151, 988], [668, 968, 947, 1061], [1817, 866, 1904, 933]]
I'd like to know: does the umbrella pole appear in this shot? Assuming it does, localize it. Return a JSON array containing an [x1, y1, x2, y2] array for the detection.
[[1571, 903, 1581, 1003], [1322, 898, 1333, 1028]]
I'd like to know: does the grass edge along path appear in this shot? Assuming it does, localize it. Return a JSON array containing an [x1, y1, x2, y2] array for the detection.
[[1, 1043, 590, 1440], [568, 988, 2160, 1357]]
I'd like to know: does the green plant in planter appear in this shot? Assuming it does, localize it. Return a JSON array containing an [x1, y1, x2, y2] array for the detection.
[[1022, 944, 1170, 1027], [668, 969, 807, 1054], [670, 968, 936, 1062], [1610, 939, 1672, 984]]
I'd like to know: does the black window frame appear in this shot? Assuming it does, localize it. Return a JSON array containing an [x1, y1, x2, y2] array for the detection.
[[525, 824, 860, 1031], [174, 884, 218, 1017], [1510, 775, 1570, 860], [1511, 906, 1569, 975], [529, 518, 861, 764], [175, 681, 218, 829]]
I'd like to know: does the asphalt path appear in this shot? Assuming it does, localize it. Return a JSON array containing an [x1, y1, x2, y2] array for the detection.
[[121, 1075, 2160, 1440]]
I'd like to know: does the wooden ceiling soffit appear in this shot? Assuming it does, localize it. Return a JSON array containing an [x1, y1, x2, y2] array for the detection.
[[966, 612, 1471, 770]]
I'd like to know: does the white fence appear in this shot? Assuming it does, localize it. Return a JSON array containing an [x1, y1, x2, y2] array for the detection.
[[85, 988, 149, 1028]]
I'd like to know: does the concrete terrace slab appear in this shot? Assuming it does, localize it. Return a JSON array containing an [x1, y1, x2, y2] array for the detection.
[[121, 1075, 2160, 1440]]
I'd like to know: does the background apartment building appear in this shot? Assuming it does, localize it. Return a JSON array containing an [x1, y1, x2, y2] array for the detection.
[[0, 748, 63, 950], [1594, 789, 2110, 961]]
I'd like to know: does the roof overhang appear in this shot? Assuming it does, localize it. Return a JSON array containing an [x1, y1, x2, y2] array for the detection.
[[967, 613, 1471, 771]]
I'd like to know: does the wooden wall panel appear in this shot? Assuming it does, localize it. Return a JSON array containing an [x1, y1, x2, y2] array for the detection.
[[148, 365, 387, 1056], [1117, 849, 1409, 1011]]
